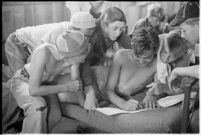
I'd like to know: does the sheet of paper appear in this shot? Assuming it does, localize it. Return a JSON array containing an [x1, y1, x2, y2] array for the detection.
[[157, 92, 197, 107], [95, 107, 149, 116]]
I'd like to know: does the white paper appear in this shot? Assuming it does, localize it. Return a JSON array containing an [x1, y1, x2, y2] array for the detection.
[[95, 107, 149, 116], [157, 92, 197, 107]]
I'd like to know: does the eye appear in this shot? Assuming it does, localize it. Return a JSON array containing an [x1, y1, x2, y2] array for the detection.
[[112, 27, 118, 31]]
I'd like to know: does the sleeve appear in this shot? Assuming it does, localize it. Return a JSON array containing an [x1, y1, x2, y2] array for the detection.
[[80, 44, 96, 87], [80, 61, 94, 87]]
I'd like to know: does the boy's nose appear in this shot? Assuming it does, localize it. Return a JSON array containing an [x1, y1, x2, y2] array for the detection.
[[181, 32, 185, 38], [115, 29, 121, 35]]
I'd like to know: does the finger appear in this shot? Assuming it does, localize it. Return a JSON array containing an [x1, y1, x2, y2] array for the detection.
[[152, 102, 156, 109], [137, 103, 143, 109], [146, 83, 154, 88], [128, 102, 138, 109], [149, 101, 153, 109], [128, 99, 139, 104], [144, 102, 149, 109], [146, 87, 155, 95]]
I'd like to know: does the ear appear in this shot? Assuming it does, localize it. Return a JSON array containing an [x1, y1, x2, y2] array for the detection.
[[100, 20, 106, 30]]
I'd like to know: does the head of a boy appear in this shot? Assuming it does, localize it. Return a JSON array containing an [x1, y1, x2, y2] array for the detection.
[[100, 7, 127, 41], [180, 17, 199, 45], [131, 27, 159, 67], [147, 3, 165, 28], [70, 11, 96, 38]]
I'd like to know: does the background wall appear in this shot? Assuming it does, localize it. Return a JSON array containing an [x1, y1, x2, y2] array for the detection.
[[2, 1, 183, 42], [2, 2, 70, 42]]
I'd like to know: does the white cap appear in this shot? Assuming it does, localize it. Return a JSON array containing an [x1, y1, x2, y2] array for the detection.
[[70, 11, 96, 29], [56, 30, 84, 53]]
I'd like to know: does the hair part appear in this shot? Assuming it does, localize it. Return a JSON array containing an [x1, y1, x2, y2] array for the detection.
[[131, 27, 159, 57], [99, 7, 126, 25]]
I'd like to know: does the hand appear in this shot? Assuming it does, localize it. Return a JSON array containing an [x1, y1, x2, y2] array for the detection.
[[84, 93, 98, 110], [142, 94, 159, 109], [168, 69, 179, 92], [120, 99, 141, 111], [66, 80, 83, 92], [84, 86, 99, 110], [146, 82, 160, 95]]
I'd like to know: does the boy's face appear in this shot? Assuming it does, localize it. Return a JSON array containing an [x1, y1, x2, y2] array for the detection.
[[134, 50, 155, 67], [180, 24, 199, 45], [103, 21, 126, 41], [149, 16, 160, 27]]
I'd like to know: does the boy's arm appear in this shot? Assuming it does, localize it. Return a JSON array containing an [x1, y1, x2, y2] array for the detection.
[[29, 48, 80, 96], [105, 51, 127, 108], [71, 63, 80, 80], [80, 48, 98, 110], [168, 65, 199, 92]]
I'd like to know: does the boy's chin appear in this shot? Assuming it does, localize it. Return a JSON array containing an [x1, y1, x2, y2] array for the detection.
[[137, 62, 151, 67]]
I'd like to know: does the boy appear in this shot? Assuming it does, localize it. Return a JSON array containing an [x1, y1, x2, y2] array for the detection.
[[9, 12, 96, 133], [104, 27, 160, 110], [168, 17, 199, 133]]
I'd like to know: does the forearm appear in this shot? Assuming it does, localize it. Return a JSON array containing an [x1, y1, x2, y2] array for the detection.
[[30, 83, 67, 96], [71, 63, 80, 80], [85, 85, 96, 99], [174, 65, 199, 79], [107, 90, 126, 108]]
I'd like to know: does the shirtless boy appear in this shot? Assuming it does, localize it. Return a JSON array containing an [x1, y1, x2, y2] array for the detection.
[[104, 27, 160, 110]]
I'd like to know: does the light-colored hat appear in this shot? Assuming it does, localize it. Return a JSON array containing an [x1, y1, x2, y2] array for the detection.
[[70, 11, 96, 29], [55, 30, 89, 64]]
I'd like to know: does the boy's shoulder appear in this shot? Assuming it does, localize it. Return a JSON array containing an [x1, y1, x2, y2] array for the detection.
[[114, 49, 132, 62]]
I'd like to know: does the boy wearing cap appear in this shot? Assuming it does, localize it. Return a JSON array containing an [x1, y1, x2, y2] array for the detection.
[[9, 11, 97, 133], [41, 11, 99, 112], [10, 30, 88, 133]]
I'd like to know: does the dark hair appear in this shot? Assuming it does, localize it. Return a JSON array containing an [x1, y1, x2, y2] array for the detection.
[[98, 7, 126, 25], [131, 27, 159, 57]]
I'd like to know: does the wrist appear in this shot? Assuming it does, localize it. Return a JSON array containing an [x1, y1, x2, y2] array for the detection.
[[118, 99, 126, 108], [172, 67, 180, 75], [85, 85, 95, 95]]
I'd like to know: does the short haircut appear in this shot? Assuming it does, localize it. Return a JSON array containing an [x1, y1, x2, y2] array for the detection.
[[131, 27, 159, 57], [147, 3, 164, 21], [99, 7, 126, 25], [181, 17, 199, 27]]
